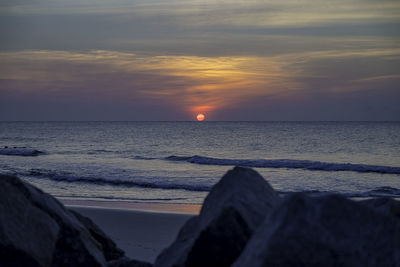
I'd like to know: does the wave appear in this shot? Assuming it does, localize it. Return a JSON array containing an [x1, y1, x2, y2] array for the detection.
[[0, 147, 45, 156], [56, 195, 188, 202], [14, 169, 400, 198], [165, 155, 400, 174], [360, 186, 400, 198], [280, 187, 400, 198], [27, 169, 212, 192], [87, 149, 116, 155], [54, 149, 118, 155], [133, 155, 158, 160]]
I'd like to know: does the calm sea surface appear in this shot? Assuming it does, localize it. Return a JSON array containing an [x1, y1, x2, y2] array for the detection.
[[1, 121, 399, 204]]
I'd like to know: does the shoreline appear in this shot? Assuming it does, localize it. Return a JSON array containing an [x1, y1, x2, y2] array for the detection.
[[69, 206, 194, 263], [60, 198, 201, 215], [61, 199, 201, 262]]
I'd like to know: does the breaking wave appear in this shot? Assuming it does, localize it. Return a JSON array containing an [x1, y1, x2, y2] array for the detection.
[[27, 168, 212, 192], [8, 168, 400, 198], [0, 147, 45, 156], [280, 187, 400, 198], [165, 155, 400, 174]]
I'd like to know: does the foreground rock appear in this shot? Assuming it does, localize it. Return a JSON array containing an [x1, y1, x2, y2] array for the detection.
[[361, 197, 400, 219], [155, 166, 280, 267], [108, 257, 153, 267], [3, 167, 399, 267], [234, 193, 400, 267], [0, 174, 137, 267]]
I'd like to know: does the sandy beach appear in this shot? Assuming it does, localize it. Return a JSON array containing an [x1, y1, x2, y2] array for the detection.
[[67, 203, 198, 263]]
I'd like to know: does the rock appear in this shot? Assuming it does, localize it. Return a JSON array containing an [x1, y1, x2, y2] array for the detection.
[[360, 198, 400, 220], [234, 193, 400, 267], [70, 210, 125, 261], [155, 166, 280, 267], [108, 257, 153, 267], [0, 174, 126, 267]]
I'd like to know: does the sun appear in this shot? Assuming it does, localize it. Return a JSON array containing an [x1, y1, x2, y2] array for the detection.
[[196, 114, 205, 121]]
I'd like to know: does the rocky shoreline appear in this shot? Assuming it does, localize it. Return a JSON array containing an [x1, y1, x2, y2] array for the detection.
[[1, 167, 399, 266]]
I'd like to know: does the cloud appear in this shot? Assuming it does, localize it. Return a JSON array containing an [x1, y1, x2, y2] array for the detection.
[[0, 50, 297, 117], [1, 48, 399, 120], [1, 0, 399, 120], [1, 0, 399, 57], [3, 0, 400, 26]]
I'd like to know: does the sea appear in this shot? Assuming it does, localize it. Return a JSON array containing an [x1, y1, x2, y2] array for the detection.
[[1, 121, 399, 205]]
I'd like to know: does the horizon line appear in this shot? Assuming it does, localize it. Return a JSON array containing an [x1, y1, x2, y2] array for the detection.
[[1, 120, 399, 123]]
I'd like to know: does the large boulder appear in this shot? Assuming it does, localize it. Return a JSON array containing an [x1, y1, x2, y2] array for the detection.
[[69, 210, 124, 261], [233, 193, 400, 267], [155, 166, 280, 267], [108, 257, 153, 267], [360, 197, 400, 220], [0, 174, 125, 267]]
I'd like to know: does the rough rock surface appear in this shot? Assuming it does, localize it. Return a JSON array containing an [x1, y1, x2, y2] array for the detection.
[[69, 210, 125, 261], [108, 257, 153, 267], [234, 193, 400, 267], [361, 197, 400, 220], [155, 166, 280, 267], [0, 174, 126, 267]]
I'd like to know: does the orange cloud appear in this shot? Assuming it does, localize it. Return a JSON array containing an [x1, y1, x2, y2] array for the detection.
[[1, 48, 399, 119], [0, 50, 301, 117]]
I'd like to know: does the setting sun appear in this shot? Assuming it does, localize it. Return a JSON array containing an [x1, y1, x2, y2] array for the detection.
[[196, 114, 205, 121]]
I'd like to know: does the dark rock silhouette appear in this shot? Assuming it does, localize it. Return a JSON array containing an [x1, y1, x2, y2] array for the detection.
[[233, 193, 400, 267], [155, 166, 280, 267], [70, 210, 124, 261], [108, 257, 153, 267], [361, 197, 400, 220], [2, 168, 399, 267], [0, 174, 149, 267]]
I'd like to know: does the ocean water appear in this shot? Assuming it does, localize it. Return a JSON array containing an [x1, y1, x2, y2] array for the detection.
[[1, 121, 399, 204]]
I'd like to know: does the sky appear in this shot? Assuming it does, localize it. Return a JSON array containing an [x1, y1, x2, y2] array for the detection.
[[0, 0, 399, 121]]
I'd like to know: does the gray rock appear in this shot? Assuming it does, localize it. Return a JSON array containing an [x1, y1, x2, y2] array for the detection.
[[0, 174, 125, 266], [70, 210, 125, 261], [360, 198, 400, 220], [107, 257, 153, 267], [155, 166, 280, 267], [234, 193, 400, 267]]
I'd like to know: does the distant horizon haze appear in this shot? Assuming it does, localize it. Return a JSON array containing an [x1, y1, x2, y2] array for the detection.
[[1, 120, 400, 122]]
